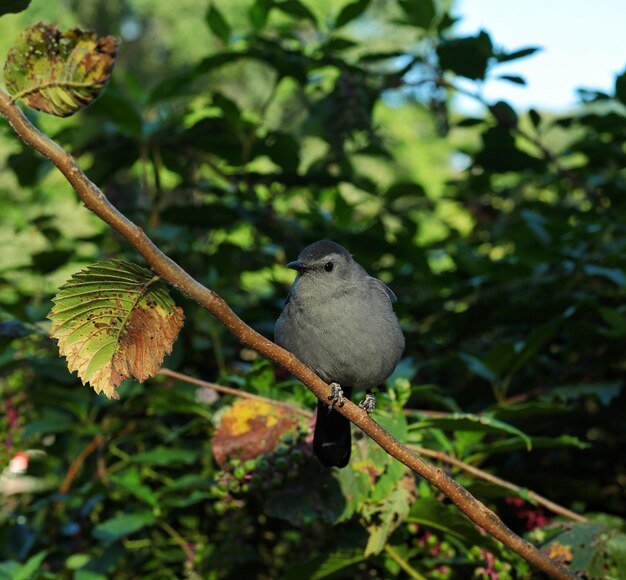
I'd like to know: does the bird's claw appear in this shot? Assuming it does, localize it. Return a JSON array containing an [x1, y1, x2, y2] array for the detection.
[[328, 382, 347, 409], [358, 392, 376, 414]]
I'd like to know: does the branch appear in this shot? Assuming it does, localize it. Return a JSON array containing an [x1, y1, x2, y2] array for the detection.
[[409, 445, 587, 523], [0, 90, 573, 580], [157, 367, 311, 418], [163, 367, 585, 524]]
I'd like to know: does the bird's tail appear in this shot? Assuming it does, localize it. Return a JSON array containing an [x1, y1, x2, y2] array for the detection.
[[313, 387, 352, 468]]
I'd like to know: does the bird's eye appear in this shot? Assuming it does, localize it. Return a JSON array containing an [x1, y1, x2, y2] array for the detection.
[[324, 261, 334, 272]]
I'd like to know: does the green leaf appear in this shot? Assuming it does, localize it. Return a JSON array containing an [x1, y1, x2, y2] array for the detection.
[[606, 534, 626, 573], [0, 0, 31, 17], [128, 446, 199, 467], [437, 30, 493, 80], [413, 413, 532, 451], [206, 4, 231, 43], [249, 0, 273, 29], [498, 74, 526, 86], [364, 480, 414, 555], [529, 108, 541, 128], [494, 46, 541, 63], [92, 513, 156, 544], [584, 264, 626, 286], [460, 352, 496, 383], [548, 382, 622, 406], [615, 69, 626, 105], [408, 497, 486, 545], [397, 0, 436, 29], [13, 550, 48, 580], [48, 260, 184, 399], [275, 0, 317, 23], [335, 0, 371, 28], [4, 23, 119, 117], [284, 548, 365, 579], [109, 470, 158, 507]]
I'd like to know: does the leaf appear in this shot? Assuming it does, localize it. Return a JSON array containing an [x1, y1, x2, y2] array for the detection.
[[414, 413, 532, 451], [92, 512, 156, 544], [284, 548, 365, 579], [436, 30, 493, 80], [363, 475, 415, 555], [48, 260, 184, 399], [335, 0, 371, 28], [4, 23, 119, 117], [498, 74, 526, 86], [206, 4, 231, 43], [13, 550, 48, 580], [584, 264, 626, 286], [0, 0, 31, 17], [548, 382, 622, 406], [408, 497, 486, 545], [397, 0, 436, 29], [494, 46, 541, 63], [616, 69, 626, 106], [211, 399, 300, 467], [128, 446, 199, 467], [275, 1, 317, 23], [529, 108, 541, 128]]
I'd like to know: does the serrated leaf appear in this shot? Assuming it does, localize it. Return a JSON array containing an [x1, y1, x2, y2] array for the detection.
[[4, 23, 119, 117], [48, 260, 184, 399], [0, 0, 31, 17]]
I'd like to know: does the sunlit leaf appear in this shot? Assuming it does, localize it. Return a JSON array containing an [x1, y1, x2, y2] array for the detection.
[[212, 399, 300, 466], [413, 413, 532, 451], [363, 475, 416, 555], [4, 23, 119, 117], [48, 260, 184, 399]]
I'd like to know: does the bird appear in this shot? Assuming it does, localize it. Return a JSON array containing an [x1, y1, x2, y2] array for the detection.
[[274, 240, 404, 468]]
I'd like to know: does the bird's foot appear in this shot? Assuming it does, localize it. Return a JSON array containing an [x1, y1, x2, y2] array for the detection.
[[328, 382, 347, 409], [358, 392, 376, 414]]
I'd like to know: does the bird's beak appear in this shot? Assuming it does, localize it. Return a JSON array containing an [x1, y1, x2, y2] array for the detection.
[[287, 260, 305, 272]]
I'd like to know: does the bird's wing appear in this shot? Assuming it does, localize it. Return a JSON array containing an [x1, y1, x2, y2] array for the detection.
[[367, 276, 397, 304]]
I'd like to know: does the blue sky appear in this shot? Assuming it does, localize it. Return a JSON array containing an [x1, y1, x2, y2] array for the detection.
[[454, 0, 626, 111]]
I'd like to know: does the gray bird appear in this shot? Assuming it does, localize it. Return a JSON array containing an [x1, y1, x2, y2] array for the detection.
[[274, 240, 404, 468]]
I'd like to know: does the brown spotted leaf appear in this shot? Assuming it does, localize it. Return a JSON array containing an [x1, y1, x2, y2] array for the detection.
[[4, 22, 119, 117], [48, 260, 184, 399], [212, 399, 300, 467]]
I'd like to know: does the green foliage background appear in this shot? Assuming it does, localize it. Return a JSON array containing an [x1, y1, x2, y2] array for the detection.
[[1, 0, 626, 578]]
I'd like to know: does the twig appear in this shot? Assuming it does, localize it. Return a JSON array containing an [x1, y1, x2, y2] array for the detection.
[[157, 367, 312, 418], [0, 89, 573, 580], [159, 521, 196, 569], [384, 544, 427, 580], [435, 78, 601, 203], [59, 435, 105, 494], [409, 445, 587, 523]]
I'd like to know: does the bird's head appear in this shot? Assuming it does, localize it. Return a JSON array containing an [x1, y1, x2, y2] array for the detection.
[[287, 240, 355, 284]]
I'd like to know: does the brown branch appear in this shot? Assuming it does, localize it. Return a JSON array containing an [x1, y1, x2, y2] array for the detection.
[[409, 445, 587, 523], [0, 89, 573, 580], [59, 434, 105, 494], [157, 367, 312, 418], [164, 367, 583, 524]]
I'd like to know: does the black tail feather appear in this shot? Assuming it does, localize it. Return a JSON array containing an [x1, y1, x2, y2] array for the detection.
[[313, 387, 352, 468]]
